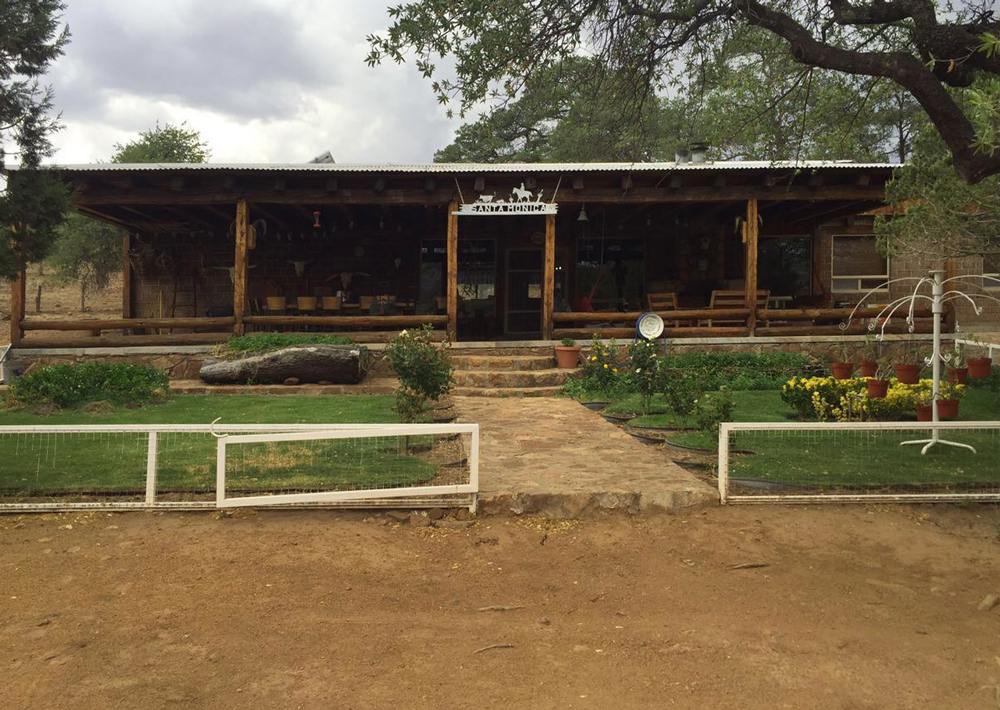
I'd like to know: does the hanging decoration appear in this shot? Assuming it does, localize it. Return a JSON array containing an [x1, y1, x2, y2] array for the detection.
[[455, 181, 558, 216]]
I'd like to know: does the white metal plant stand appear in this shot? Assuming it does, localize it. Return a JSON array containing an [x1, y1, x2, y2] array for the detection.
[[845, 269, 1000, 455]]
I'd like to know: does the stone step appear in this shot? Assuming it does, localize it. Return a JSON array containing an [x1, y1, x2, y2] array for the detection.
[[452, 354, 555, 371], [452, 385, 565, 398], [453, 368, 572, 388]]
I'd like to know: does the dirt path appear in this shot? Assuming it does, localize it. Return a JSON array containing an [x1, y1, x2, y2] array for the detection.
[[2, 505, 999, 709]]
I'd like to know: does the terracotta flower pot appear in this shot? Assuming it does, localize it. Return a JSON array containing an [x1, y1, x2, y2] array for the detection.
[[830, 362, 854, 380], [916, 403, 933, 422], [555, 346, 582, 369], [937, 398, 959, 420], [968, 357, 993, 379], [866, 379, 889, 398], [894, 363, 922, 385], [947, 367, 968, 385], [859, 360, 878, 378]]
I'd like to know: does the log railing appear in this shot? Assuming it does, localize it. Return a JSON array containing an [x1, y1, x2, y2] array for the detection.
[[243, 315, 447, 328], [552, 308, 751, 340], [20, 317, 236, 332]]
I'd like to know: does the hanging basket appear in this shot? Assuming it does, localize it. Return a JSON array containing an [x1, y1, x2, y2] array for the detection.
[[830, 362, 854, 380], [859, 360, 878, 378], [916, 403, 933, 421], [937, 399, 960, 420], [866, 379, 889, 398], [968, 357, 993, 379], [893, 363, 922, 385], [947, 367, 968, 384]]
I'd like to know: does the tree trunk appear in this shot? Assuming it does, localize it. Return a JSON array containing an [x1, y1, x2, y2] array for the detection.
[[199, 344, 368, 385], [80, 280, 87, 312]]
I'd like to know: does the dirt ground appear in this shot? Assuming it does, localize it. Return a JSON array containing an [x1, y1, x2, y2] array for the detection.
[[1, 266, 122, 344], [2, 505, 999, 710]]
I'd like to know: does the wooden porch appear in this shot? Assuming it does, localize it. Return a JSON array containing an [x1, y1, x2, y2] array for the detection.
[[5, 161, 938, 349]]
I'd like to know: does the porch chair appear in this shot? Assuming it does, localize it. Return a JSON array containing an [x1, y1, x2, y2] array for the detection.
[[646, 292, 679, 327], [705, 289, 770, 327]]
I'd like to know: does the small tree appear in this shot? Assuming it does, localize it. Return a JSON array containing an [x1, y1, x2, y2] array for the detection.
[[383, 326, 454, 422], [111, 122, 210, 164], [50, 214, 122, 310]]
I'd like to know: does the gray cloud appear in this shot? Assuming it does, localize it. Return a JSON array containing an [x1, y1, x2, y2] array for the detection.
[[46, 0, 462, 163]]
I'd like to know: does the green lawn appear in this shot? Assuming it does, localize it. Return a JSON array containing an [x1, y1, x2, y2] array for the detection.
[[0, 395, 440, 499]]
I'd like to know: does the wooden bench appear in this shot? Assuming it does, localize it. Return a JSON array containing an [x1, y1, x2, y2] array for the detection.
[[705, 289, 769, 326], [646, 292, 679, 326]]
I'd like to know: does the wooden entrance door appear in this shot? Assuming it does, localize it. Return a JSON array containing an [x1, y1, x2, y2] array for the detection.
[[505, 248, 543, 336]]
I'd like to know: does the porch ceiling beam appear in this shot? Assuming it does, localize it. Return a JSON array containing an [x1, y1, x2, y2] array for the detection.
[[247, 203, 292, 232], [75, 205, 136, 230], [552, 186, 885, 203]]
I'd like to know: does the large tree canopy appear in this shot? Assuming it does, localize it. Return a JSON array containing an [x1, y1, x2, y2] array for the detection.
[[0, 0, 70, 281], [368, 0, 1000, 183], [111, 122, 211, 164]]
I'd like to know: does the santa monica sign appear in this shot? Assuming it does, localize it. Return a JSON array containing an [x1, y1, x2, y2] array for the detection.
[[453, 183, 558, 216]]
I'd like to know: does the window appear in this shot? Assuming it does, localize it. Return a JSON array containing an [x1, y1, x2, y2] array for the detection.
[[831, 234, 889, 292], [576, 237, 645, 310]]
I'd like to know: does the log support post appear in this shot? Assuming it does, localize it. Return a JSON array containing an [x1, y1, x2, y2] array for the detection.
[[10, 261, 26, 348], [122, 233, 133, 333], [446, 200, 459, 339], [542, 213, 556, 340], [744, 198, 759, 336], [234, 199, 249, 336]]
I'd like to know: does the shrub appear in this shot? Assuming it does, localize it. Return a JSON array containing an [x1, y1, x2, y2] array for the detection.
[[663, 351, 816, 390], [574, 335, 623, 397], [384, 326, 453, 422], [220, 332, 353, 356], [694, 387, 735, 433], [781, 376, 958, 422], [626, 339, 660, 414], [8, 362, 169, 409], [659, 369, 701, 417]]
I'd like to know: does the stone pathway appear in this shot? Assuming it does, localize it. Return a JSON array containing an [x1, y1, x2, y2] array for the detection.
[[454, 396, 717, 517]]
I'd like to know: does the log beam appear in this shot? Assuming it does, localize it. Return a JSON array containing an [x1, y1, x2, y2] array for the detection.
[[446, 200, 459, 338], [552, 308, 750, 323], [21, 317, 236, 331], [553, 326, 750, 339], [745, 198, 759, 334], [10, 262, 26, 348], [122, 233, 132, 321], [244, 315, 447, 328], [234, 199, 249, 336], [542, 213, 555, 340]]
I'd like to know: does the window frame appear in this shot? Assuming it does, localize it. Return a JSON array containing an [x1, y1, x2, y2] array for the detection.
[[830, 233, 890, 294]]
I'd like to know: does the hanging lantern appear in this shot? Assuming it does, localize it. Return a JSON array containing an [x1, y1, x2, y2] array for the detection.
[[313, 210, 322, 228]]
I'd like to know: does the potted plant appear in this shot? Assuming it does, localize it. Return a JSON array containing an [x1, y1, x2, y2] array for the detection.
[[865, 361, 892, 399], [859, 334, 879, 378], [947, 343, 968, 384], [830, 341, 854, 380], [893, 343, 923, 385], [967, 337, 993, 379], [915, 391, 933, 421], [555, 338, 582, 369], [937, 381, 963, 420]]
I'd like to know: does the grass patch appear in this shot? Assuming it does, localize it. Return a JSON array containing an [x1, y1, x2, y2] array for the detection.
[[219, 332, 354, 356], [0, 394, 436, 496]]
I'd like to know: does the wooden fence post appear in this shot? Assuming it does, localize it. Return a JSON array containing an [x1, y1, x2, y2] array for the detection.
[[744, 198, 759, 336], [10, 261, 26, 348]]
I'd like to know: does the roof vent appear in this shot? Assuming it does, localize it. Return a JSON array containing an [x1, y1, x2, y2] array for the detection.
[[689, 142, 709, 163], [309, 150, 336, 164], [675, 147, 691, 164]]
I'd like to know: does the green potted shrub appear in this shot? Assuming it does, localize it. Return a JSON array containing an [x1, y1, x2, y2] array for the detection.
[[830, 341, 854, 380], [865, 361, 892, 399], [859, 334, 879, 378], [555, 337, 582, 369], [967, 337, 994, 379], [947, 343, 968, 384], [893, 342, 923, 384], [937, 381, 963, 420]]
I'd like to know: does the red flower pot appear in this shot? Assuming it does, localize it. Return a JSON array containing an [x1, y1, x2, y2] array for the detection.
[[947, 367, 968, 384], [554, 346, 582, 369], [866, 379, 889, 398], [859, 360, 878, 378], [968, 357, 993, 379], [894, 363, 922, 385], [937, 399, 959, 420], [830, 362, 854, 380], [916, 403, 933, 421]]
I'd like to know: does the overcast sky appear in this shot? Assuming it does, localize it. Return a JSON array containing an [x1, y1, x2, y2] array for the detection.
[[46, 0, 460, 165]]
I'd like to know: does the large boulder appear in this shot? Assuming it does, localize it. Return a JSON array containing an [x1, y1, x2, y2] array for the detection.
[[199, 344, 368, 385]]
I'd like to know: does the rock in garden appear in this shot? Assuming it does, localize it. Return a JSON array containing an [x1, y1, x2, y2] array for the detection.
[[199, 344, 368, 385], [428, 508, 446, 520], [31, 403, 60, 416], [409, 513, 432, 528], [386, 511, 410, 522], [977, 594, 999, 612], [80, 400, 115, 415], [283, 377, 300, 386]]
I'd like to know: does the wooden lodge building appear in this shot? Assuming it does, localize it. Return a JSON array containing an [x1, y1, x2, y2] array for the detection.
[[7, 160, 999, 350]]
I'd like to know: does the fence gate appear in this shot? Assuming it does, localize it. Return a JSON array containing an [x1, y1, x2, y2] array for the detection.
[[216, 423, 478, 510], [718, 421, 1000, 504]]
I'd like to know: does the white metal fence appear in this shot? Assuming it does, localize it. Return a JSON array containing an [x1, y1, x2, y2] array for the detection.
[[718, 421, 1000, 504], [0, 423, 478, 512]]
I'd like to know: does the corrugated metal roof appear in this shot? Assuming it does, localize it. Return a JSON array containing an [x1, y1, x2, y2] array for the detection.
[[15, 160, 897, 173]]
